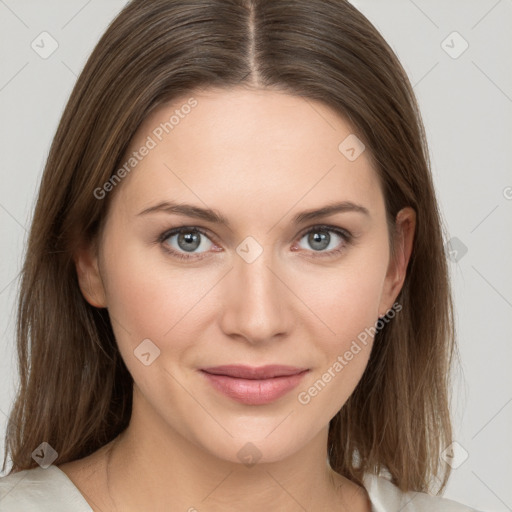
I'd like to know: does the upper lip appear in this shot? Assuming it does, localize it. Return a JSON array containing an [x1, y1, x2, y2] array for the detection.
[[200, 365, 309, 380]]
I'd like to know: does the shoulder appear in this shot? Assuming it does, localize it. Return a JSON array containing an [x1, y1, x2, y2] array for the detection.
[[0, 465, 92, 512], [363, 471, 482, 512]]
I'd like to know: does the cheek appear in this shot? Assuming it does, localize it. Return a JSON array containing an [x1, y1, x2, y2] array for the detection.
[[100, 238, 202, 354], [296, 342, 372, 428], [295, 251, 388, 343], [294, 270, 383, 423], [292, 247, 388, 414]]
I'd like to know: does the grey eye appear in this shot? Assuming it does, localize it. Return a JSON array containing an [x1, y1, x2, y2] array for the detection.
[[298, 229, 345, 252], [164, 229, 213, 254]]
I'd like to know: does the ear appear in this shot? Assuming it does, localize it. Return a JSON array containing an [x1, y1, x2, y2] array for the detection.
[[73, 238, 107, 308], [378, 207, 416, 316]]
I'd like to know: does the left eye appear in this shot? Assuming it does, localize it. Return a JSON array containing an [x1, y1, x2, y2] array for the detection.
[[295, 226, 351, 255]]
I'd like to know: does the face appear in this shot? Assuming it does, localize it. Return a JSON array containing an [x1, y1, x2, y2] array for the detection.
[[76, 86, 414, 465]]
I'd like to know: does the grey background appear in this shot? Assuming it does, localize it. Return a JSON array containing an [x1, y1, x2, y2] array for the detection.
[[0, 1, 511, 510]]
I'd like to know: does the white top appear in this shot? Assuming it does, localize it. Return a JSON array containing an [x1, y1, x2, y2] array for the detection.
[[0, 465, 480, 511]]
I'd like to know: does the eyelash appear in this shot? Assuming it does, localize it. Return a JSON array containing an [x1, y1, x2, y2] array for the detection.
[[156, 224, 353, 261]]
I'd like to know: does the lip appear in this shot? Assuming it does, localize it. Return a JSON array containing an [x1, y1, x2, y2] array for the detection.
[[200, 365, 309, 405]]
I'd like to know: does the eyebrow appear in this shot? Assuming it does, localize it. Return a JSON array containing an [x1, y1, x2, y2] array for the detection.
[[137, 200, 370, 227]]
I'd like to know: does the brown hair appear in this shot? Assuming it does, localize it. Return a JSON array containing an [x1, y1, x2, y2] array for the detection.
[[3, 0, 457, 494]]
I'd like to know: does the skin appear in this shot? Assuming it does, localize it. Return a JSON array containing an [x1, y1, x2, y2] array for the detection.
[[60, 86, 415, 512]]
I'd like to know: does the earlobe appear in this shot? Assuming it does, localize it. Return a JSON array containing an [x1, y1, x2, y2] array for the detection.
[[74, 240, 107, 309], [379, 207, 416, 316]]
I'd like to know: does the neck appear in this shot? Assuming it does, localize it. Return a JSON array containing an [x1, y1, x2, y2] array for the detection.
[[105, 385, 367, 511]]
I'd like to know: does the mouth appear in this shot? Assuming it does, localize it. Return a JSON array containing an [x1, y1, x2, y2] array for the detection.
[[200, 365, 309, 405]]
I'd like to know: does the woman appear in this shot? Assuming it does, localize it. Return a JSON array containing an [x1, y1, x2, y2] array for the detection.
[[0, 0, 480, 510]]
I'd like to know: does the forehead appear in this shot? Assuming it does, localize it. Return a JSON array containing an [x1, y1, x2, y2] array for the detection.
[[111, 86, 384, 223]]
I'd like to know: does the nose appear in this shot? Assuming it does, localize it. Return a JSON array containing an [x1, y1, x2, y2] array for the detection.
[[218, 243, 293, 345]]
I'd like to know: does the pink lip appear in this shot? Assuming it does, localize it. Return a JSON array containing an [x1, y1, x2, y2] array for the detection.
[[200, 365, 309, 405]]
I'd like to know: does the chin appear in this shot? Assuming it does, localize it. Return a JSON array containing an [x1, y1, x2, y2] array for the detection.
[[194, 424, 317, 467]]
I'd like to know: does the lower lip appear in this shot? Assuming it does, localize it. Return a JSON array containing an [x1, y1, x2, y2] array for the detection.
[[201, 370, 308, 405]]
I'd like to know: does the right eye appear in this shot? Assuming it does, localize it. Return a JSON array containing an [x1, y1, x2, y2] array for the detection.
[[158, 227, 218, 260]]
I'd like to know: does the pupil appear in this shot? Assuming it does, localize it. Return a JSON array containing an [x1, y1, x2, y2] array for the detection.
[[309, 231, 329, 251], [179, 232, 200, 252]]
